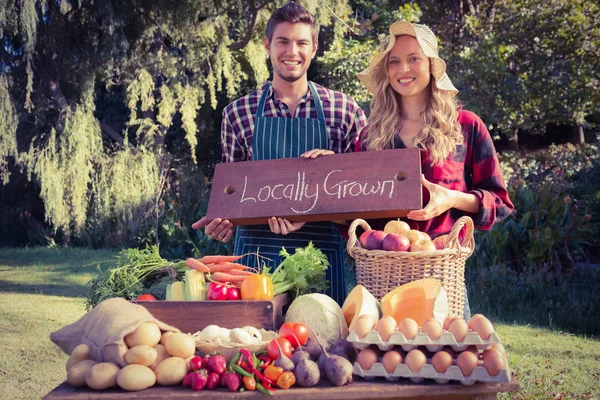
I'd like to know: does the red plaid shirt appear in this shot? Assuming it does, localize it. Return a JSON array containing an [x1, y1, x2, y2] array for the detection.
[[221, 81, 367, 162], [355, 109, 514, 238]]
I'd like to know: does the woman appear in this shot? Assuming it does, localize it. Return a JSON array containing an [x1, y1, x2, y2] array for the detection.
[[356, 22, 514, 318]]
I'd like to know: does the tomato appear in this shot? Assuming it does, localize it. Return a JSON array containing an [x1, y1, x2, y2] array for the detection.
[[226, 287, 241, 300], [136, 294, 157, 301], [278, 322, 309, 347], [267, 337, 293, 360]]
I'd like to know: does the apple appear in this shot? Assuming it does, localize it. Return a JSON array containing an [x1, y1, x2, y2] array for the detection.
[[433, 234, 449, 250], [404, 229, 422, 243], [410, 239, 436, 252], [383, 219, 411, 235], [382, 233, 411, 252], [365, 230, 387, 250], [420, 232, 432, 242], [359, 230, 375, 248]]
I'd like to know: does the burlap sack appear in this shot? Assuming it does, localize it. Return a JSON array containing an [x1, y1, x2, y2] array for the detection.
[[50, 298, 180, 367]]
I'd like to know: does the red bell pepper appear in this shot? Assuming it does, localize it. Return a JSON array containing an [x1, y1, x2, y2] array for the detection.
[[207, 282, 240, 300]]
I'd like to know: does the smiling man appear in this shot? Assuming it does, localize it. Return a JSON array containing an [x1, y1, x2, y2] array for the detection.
[[192, 2, 367, 305]]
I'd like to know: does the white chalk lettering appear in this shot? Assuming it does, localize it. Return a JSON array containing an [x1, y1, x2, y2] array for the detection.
[[240, 176, 256, 203]]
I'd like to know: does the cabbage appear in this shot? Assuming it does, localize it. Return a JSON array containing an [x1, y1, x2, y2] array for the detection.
[[284, 294, 348, 345]]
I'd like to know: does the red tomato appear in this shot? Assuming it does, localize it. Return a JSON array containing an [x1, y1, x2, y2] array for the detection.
[[279, 322, 309, 347], [136, 294, 157, 301], [267, 337, 293, 360]]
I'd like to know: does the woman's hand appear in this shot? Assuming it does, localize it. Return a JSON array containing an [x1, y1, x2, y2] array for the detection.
[[406, 175, 457, 221], [268, 217, 306, 235], [191, 217, 234, 243], [301, 149, 334, 159]]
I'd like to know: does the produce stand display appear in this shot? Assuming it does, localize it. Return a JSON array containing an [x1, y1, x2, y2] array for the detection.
[[45, 376, 520, 399]]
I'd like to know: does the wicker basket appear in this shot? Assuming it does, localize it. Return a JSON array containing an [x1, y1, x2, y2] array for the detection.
[[346, 216, 475, 318]]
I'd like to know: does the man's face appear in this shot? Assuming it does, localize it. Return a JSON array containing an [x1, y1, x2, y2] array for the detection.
[[264, 22, 317, 83]]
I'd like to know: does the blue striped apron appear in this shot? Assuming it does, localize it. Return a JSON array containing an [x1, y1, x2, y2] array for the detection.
[[233, 82, 347, 305]]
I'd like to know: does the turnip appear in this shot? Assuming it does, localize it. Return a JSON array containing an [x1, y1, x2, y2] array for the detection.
[[273, 337, 295, 372], [306, 336, 323, 360], [290, 348, 310, 366]]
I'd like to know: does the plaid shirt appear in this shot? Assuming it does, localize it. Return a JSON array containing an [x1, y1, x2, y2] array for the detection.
[[356, 109, 514, 237], [221, 81, 367, 162]]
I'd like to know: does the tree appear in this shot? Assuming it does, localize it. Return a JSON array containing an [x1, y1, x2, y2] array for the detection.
[[0, 0, 353, 246]]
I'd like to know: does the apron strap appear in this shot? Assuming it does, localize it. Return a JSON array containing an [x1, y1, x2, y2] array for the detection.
[[256, 83, 271, 118], [307, 81, 327, 128]]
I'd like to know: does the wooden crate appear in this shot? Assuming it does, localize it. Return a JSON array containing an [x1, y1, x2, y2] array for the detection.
[[130, 293, 290, 334]]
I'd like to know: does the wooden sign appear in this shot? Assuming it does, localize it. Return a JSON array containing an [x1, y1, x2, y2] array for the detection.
[[206, 148, 422, 225]]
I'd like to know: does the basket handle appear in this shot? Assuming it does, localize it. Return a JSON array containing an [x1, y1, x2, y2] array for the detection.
[[346, 219, 373, 255], [446, 216, 475, 255]]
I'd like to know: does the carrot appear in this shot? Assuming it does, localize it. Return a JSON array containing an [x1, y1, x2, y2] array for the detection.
[[200, 254, 244, 264], [210, 272, 247, 283], [185, 258, 210, 273], [207, 262, 250, 273], [220, 269, 255, 277]]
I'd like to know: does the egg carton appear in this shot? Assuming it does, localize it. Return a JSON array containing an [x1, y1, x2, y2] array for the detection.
[[353, 360, 512, 386], [347, 330, 501, 352]]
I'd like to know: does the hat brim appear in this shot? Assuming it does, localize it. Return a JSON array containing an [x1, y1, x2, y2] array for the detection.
[[358, 21, 457, 96]]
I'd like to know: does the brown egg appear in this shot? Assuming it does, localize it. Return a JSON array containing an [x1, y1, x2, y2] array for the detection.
[[448, 318, 469, 342], [398, 318, 419, 340], [405, 349, 427, 372], [352, 315, 375, 338], [443, 315, 461, 330], [422, 317, 443, 340], [483, 343, 506, 359], [456, 351, 479, 376], [382, 350, 403, 373], [483, 350, 506, 376], [376, 316, 398, 341], [357, 348, 379, 371], [467, 314, 486, 329], [431, 350, 453, 373], [470, 315, 495, 340]]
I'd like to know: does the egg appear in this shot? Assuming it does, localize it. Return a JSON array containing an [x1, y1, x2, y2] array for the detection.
[[431, 350, 453, 373], [376, 316, 398, 341], [456, 351, 479, 376], [357, 348, 379, 371], [483, 350, 506, 376], [352, 314, 375, 338], [467, 314, 486, 329], [398, 318, 419, 339], [443, 315, 461, 330], [421, 317, 443, 340], [448, 318, 469, 342], [405, 349, 427, 372], [382, 350, 403, 373], [470, 316, 495, 340]]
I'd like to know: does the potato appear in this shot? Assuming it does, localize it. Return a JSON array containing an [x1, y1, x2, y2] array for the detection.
[[85, 362, 120, 390], [116, 364, 156, 391], [160, 331, 173, 346], [154, 357, 188, 385], [66, 359, 97, 387], [149, 344, 170, 371], [125, 322, 161, 348], [124, 345, 158, 366], [66, 344, 91, 371], [164, 332, 195, 358]]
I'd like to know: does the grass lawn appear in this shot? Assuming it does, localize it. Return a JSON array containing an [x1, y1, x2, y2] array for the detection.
[[1, 247, 599, 399]]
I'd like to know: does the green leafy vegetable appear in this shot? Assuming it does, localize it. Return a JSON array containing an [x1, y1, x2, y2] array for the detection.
[[86, 245, 187, 310], [264, 242, 330, 297]]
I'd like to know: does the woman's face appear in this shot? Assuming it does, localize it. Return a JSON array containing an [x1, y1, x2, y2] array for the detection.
[[387, 35, 431, 99]]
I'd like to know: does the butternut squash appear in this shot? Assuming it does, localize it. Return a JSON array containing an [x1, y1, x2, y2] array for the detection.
[[341, 285, 381, 330], [381, 278, 448, 326]]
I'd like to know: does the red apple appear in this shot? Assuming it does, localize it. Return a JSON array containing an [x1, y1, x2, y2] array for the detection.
[[433, 234, 449, 250], [383, 219, 411, 235], [359, 230, 375, 248], [365, 230, 387, 250], [382, 233, 411, 252]]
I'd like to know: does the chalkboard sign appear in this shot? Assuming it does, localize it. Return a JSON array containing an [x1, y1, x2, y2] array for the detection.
[[205, 148, 422, 225]]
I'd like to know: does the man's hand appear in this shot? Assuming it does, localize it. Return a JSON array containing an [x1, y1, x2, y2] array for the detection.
[[268, 217, 306, 235], [301, 149, 334, 159], [406, 175, 456, 221], [191, 216, 234, 243]]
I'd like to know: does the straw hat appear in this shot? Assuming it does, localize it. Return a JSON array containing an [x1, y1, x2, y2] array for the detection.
[[357, 21, 458, 96]]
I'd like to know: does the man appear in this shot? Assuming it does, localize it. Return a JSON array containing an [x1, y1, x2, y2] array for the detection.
[[192, 2, 366, 304]]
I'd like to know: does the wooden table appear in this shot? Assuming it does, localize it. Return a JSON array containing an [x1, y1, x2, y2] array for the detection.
[[45, 378, 520, 400]]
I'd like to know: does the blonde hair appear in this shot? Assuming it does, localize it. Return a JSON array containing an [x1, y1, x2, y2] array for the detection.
[[364, 40, 464, 165]]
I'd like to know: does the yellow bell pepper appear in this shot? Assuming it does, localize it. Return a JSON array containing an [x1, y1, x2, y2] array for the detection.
[[240, 274, 274, 300]]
